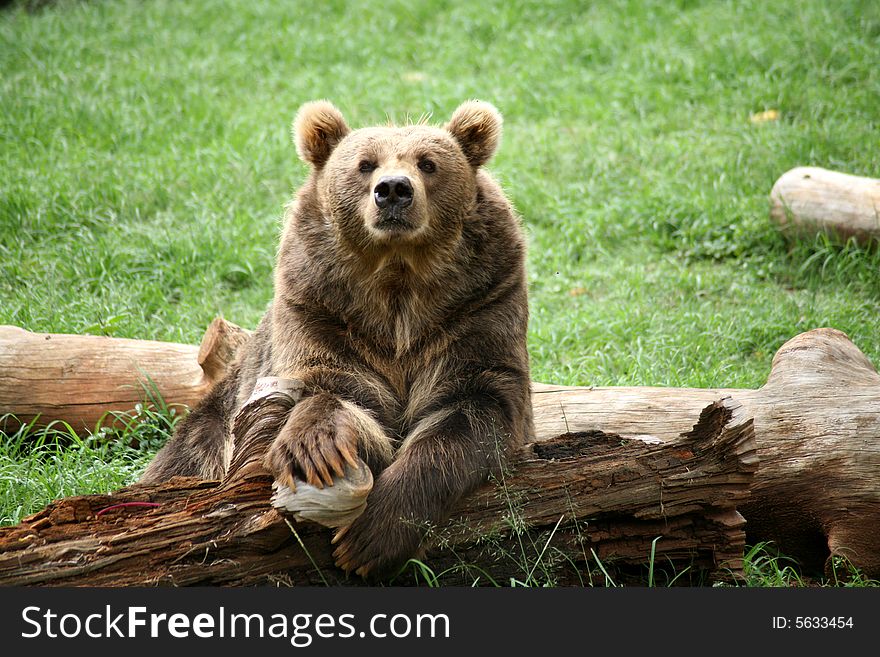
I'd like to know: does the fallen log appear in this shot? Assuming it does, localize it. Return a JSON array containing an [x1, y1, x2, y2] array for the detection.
[[0, 317, 250, 431], [770, 166, 880, 245], [1, 321, 878, 579], [0, 397, 755, 586], [533, 328, 880, 577]]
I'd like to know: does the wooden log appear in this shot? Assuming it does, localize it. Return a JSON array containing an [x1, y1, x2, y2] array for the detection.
[[0, 317, 250, 430], [769, 166, 880, 245], [533, 328, 880, 577], [0, 396, 756, 586]]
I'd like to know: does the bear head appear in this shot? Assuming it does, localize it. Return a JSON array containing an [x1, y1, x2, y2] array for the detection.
[[292, 99, 503, 256]]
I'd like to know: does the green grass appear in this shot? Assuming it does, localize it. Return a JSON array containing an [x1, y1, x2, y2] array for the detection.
[[2, 0, 879, 584], [0, 404, 174, 525]]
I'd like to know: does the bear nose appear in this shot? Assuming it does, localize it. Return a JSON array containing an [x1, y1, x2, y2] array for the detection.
[[374, 176, 413, 210]]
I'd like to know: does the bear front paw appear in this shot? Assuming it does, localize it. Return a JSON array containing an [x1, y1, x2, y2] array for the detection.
[[331, 502, 422, 578], [264, 393, 360, 489], [330, 466, 425, 578]]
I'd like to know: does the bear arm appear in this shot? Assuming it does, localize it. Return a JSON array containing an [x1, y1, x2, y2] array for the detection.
[[404, 358, 529, 452], [333, 426, 489, 577], [399, 382, 522, 470]]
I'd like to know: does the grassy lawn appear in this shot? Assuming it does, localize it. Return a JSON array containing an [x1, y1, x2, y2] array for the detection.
[[1, 0, 879, 585]]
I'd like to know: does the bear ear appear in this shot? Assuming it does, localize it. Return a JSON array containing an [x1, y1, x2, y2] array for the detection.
[[445, 100, 503, 167], [292, 100, 351, 168]]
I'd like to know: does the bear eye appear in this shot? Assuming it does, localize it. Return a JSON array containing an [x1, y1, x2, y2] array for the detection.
[[358, 160, 377, 173], [418, 159, 436, 174]]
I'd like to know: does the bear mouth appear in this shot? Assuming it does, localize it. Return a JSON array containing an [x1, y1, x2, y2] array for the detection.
[[374, 211, 417, 235]]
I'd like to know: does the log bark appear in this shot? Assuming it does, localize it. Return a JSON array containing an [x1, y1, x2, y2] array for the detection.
[[0, 317, 250, 430], [770, 166, 880, 245], [0, 397, 756, 586]]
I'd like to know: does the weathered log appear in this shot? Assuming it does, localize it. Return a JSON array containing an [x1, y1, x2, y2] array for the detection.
[[770, 166, 880, 245], [0, 317, 250, 430], [0, 396, 756, 586], [532, 328, 880, 577]]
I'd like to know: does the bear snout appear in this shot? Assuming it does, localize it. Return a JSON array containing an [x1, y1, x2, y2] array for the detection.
[[372, 175, 420, 234], [373, 175, 414, 211]]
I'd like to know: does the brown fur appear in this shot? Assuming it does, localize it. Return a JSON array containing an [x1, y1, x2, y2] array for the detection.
[[140, 100, 533, 578]]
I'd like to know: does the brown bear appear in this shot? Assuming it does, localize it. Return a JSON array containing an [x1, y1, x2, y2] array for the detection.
[[140, 99, 533, 578]]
